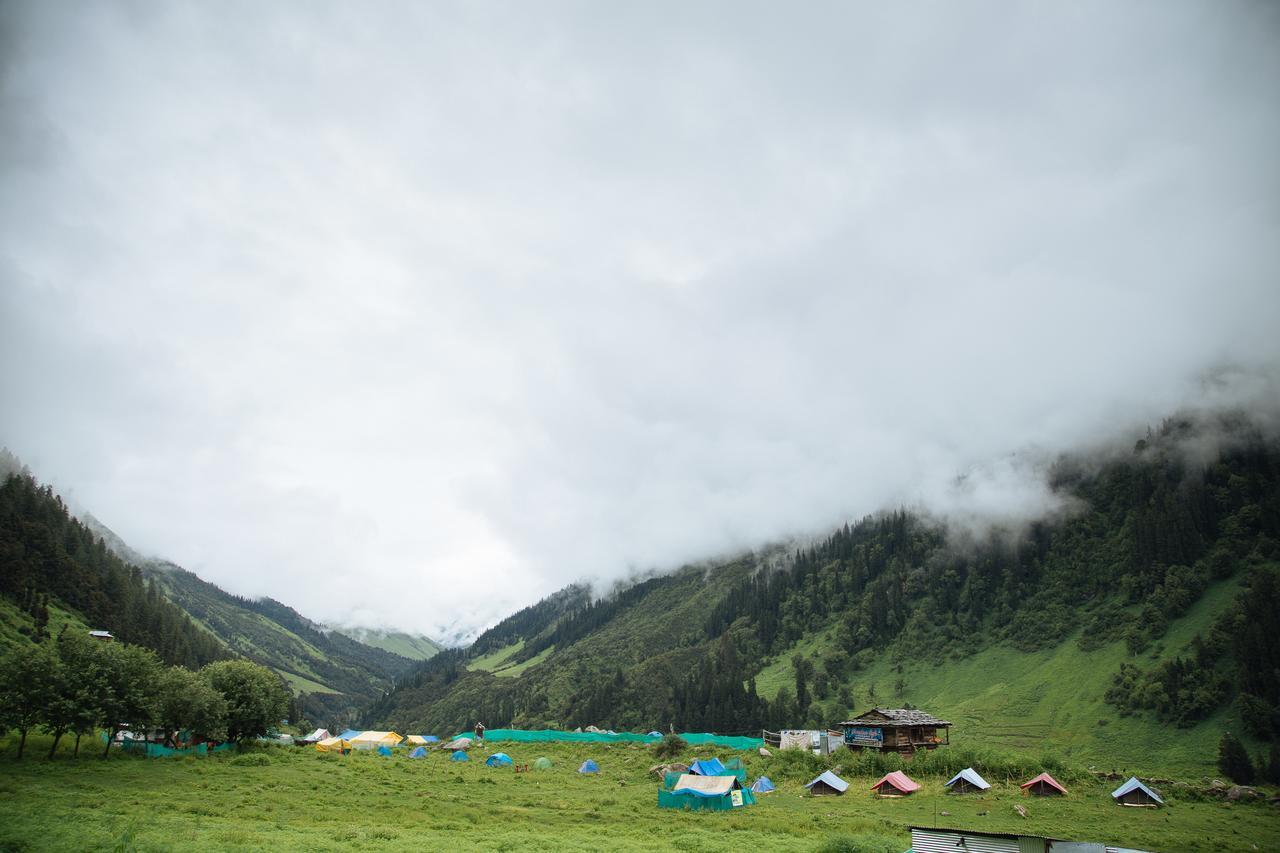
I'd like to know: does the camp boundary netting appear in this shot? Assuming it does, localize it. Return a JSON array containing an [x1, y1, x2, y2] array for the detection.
[[451, 728, 762, 750], [657, 787, 757, 811]]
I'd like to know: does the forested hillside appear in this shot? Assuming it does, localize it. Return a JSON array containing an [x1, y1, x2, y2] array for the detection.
[[145, 561, 417, 725], [0, 466, 227, 669], [0, 452, 425, 730], [366, 413, 1280, 773]]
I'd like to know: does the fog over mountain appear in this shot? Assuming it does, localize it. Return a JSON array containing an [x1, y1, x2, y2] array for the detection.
[[2, 1, 1277, 641]]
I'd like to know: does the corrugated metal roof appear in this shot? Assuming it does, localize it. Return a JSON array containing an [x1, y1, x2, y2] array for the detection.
[[911, 828, 1020, 853], [839, 707, 952, 727]]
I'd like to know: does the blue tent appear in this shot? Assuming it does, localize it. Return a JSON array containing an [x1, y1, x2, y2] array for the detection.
[[377, 745, 393, 757], [578, 759, 600, 774], [1112, 776, 1164, 806], [751, 776, 775, 794], [337, 729, 362, 741], [944, 767, 991, 792], [486, 752, 513, 767], [689, 758, 726, 776], [409, 746, 427, 758], [422, 735, 439, 743], [451, 750, 470, 762], [647, 731, 663, 737]]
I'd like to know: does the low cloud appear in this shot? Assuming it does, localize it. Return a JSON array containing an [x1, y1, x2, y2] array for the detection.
[[1, 2, 1277, 640]]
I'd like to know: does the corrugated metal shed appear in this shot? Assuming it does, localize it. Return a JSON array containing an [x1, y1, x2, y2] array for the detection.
[[910, 828, 1022, 853]]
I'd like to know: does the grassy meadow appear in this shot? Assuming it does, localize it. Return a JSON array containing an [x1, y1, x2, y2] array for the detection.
[[1, 736, 1276, 852]]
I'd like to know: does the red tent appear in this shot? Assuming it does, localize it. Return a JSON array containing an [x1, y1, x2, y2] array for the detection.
[[1020, 772, 1068, 796], [871, 770, 921, 795]]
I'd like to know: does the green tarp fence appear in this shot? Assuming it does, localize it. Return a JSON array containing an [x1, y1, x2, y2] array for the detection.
[[109, 738, 235, 758], [657, 788, 757, 811], [453, 729, 763, 750]]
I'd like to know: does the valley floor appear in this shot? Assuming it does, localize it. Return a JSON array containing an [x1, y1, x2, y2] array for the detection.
[[2, 738, 1278, 852]]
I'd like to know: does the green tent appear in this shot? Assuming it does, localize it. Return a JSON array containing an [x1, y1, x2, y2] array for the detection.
[[533, 757, 553, 770], [658, 774, 756, 811]]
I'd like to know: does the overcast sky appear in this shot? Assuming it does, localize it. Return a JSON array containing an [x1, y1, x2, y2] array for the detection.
[[2, 1, 1277, 642]]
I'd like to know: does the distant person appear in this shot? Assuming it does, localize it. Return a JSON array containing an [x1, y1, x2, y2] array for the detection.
[[474, 722, 485, 740]]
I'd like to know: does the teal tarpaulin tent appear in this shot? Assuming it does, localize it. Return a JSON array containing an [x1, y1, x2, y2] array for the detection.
[[486, 752, 513, 767], [451, 750, 469, 761], [579, 759, 600, 774], [409, 746, 427, 758]]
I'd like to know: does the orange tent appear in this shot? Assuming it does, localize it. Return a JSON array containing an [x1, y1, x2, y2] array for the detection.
[[1020, 772, 1068, 796], [871, 770, 921, 795]]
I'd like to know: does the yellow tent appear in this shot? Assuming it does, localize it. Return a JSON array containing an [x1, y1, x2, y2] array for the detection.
[[405, 736, 431, 746], [348, 731, 403, 750], [315, 736, 347, 753]]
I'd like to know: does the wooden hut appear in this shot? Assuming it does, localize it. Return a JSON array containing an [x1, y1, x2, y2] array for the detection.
[[1020, 772, 1068, 796], [838, 708, 951, 755]]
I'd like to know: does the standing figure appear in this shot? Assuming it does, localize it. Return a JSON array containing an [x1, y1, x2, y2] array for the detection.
[[474, 722, 485, 740]]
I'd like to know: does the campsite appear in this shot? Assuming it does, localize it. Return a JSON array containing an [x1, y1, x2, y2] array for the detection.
[[1, 732, 1277, 852]]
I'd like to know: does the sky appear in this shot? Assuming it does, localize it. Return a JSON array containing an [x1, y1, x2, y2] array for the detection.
[[2, 1, 1278, 643]]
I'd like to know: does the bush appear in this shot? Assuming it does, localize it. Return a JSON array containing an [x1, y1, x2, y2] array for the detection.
[[651, 734, 687, 760]]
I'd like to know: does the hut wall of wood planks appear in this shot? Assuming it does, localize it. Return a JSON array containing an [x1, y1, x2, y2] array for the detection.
[[838, 708, 951, 756]]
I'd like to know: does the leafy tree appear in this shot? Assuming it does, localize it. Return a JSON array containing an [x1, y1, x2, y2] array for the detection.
[[1217, 731, 1256, 784], [43, 630, 105, 758], [0, 642, 59, 758], [97, 643, 162, 758], [202, 660, 288, 742], [156, 665, 227, 745]]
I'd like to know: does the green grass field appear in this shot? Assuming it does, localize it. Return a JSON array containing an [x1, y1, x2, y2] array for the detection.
[[1, 736, 1275, 852]]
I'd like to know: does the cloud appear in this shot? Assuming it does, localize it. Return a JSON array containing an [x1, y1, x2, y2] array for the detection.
[[2, 1, 1278, 640]]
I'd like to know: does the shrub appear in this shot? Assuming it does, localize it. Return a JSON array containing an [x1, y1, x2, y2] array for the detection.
[[651, 734, 687, 760]]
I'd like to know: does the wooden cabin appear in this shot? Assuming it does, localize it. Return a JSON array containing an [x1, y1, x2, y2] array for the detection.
[[839, 708, 951, 755]]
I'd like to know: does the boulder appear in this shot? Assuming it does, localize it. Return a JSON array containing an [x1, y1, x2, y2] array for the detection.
[[1227, 785, 1262, 802], [759, 747, 772, 757]]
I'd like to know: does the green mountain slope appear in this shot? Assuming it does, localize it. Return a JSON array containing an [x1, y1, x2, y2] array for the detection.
[[141, 561, 416, 727], [331, 626, 443, 661], [367, 412, 1280, 775], [0, 451, 427, 730]]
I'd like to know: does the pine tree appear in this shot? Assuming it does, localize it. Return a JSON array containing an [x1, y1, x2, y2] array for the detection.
[[1217, 731, 1256, 784]]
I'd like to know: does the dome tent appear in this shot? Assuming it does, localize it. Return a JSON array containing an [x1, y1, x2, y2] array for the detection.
[[486, 752, 514, 767], [450, 750, 469, 762], [578, 759, 600, 774], [533, 757, 553, 770], [750, 776, 775, 794]]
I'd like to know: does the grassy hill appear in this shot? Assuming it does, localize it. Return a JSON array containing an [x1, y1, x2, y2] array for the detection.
[[368, 413, 1280, 777], [331, 626, 443, 661], [143, 561, 416, 728]]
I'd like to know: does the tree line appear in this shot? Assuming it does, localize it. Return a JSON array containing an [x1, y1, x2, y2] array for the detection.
[[0, 471, 227, 669], [0, 628, 289, 759]]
